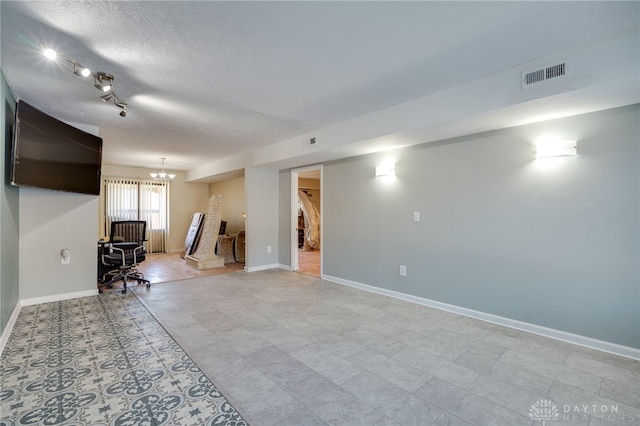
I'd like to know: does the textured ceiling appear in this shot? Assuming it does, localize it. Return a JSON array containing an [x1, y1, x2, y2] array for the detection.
[[1, 1, 637, 176]]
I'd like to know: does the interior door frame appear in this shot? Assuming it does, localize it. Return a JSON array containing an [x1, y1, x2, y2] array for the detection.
[[291, 165, 323, 274]]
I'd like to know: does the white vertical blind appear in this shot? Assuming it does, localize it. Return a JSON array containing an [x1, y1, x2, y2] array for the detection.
[[103, 177, 169, 253], [140, 181, 168, 253]]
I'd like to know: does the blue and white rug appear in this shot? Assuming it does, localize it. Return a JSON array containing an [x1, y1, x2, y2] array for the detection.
[[0, 290, 247, 426]]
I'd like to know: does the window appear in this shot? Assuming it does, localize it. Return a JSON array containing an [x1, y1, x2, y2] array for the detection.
[[102, 177, 169, 253]]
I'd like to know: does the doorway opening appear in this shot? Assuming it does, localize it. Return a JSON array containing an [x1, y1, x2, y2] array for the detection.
[[291, 165, 322, 277]]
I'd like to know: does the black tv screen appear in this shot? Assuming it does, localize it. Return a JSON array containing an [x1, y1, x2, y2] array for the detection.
[[11, 100, 103, 195]]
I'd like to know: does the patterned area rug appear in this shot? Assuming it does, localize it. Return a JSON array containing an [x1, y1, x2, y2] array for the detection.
[[0, 290, 247, 426]]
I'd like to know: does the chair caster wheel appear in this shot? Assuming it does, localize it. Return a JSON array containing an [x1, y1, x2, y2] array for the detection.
[[122, 289, 127, 294], [146, 283, 150, 288]]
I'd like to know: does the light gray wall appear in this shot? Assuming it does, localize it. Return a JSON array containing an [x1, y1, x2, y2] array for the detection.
[[321, 105, 639, 349], [1, 70, 19, 335], [245, 167, 279, 268], [19, 188, 99, 299], [279, 170, 291, 267]]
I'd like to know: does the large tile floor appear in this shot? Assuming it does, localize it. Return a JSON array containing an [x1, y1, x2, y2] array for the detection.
[[132, 269, 640, 426]]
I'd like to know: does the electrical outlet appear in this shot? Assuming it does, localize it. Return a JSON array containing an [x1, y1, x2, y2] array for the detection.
[[399, 265, 406, 276], [413, 212, 420, 222], [61, 248, 71, 264], [267, 246, 272, 253]]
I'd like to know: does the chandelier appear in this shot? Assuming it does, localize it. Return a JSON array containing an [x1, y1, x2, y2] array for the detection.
[[42, 47, 127, 117], [149, 157, 176, 181]]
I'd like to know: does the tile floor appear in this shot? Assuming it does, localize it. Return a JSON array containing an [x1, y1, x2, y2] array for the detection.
[[297, 249, 320, 278], [131, 269, 640, 426], [137, 252, 244, 284]]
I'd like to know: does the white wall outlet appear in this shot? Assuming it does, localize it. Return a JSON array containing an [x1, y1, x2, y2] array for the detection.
[[413, 211, 420, 222], [399, 265, 407, 276], [61, 248, 71, 264], [267, 246, 272, 253]]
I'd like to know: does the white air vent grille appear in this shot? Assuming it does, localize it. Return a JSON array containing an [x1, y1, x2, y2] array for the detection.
[[525, 69, 545, 85], [546, 63, 565, 80], [522, 62, 568, 88]]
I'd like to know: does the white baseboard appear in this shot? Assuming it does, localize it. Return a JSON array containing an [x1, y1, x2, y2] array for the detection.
[[0, 302, 22, 355], [21, 289, 99, 307], [278, 264, 292, 271], [322, 274, 640, 361], [244, 263, 280, 273]]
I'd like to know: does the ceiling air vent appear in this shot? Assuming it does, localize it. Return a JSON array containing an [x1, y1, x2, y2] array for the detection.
[[522, 62, 568, 89]]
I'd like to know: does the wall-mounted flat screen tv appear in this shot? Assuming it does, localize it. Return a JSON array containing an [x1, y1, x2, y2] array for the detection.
[[11, 100, 103, 195]]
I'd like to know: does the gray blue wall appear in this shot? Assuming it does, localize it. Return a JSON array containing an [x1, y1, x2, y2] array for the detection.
[[319, 105, 639, 349], [1, 70, 19, 336], [18, 188, 99, 300]]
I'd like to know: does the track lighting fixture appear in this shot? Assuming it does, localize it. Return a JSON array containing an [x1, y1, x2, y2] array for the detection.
[[42, 47, 127, 117]]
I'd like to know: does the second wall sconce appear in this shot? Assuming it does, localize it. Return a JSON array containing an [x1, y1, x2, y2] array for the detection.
[[375, 158, 396, 177], [535, 139, 577, 159]]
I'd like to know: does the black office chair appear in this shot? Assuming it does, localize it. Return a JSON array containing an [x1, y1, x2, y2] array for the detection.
[[100, 220, 151, 294]]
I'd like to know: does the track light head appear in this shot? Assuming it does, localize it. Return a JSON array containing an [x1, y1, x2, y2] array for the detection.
[[94, 72, 114, 91], [43, 48, 56, 60], [73, 64, 91, 77], [94, 81, 112, 92]]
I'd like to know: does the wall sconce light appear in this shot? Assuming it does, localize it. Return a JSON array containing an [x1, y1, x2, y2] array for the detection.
[[375, 160, 396, 177], [535, 139, 577, 159]]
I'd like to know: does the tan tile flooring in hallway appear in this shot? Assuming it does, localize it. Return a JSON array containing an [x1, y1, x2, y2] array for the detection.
[[297, 248, 320, 277], [137, 252, 244, 283], [131, 269, 640, 426]]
